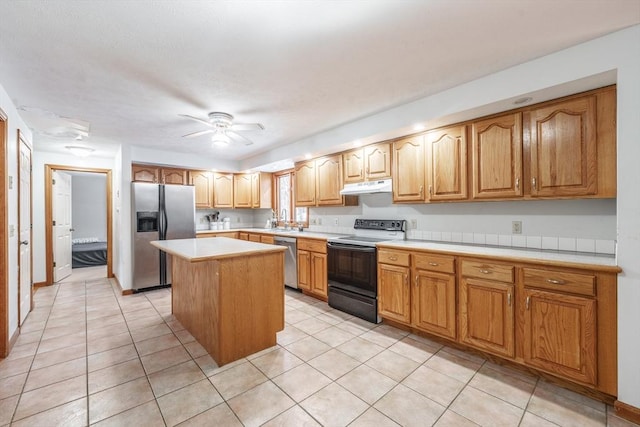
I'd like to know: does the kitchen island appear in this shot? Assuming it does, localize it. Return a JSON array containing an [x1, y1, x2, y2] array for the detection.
[[151, 237, 286, 365]]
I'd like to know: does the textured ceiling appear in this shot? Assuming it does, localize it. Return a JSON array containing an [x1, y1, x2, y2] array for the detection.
[[1, 0, 639, 164]]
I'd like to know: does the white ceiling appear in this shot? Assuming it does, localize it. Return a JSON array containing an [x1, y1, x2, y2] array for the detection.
[[1, 1, 639, 166]]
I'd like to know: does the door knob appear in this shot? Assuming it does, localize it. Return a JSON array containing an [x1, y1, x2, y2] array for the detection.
[[70, 228, 75, 231], [20, 240, 29, 245]]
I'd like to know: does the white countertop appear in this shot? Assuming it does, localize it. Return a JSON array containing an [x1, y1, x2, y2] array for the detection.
[[196, 228, 345, 240], [379, 240, 619, 271], [151, 237, 286, 262]]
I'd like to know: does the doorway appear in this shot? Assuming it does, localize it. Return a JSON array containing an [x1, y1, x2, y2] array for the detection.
[[44, 165, 113, 285], [17, 130, 32, 326]]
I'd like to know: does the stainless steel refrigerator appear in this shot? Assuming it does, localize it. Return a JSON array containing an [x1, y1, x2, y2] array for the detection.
[[132, 182, 195, 291]]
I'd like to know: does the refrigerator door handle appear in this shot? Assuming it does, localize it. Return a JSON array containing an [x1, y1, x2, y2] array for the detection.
[[159, 185, 168, 240]]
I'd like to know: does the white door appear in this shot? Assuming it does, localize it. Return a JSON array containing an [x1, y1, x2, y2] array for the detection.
[[53, 171, 72, 282], [18, 140, 32, 324]]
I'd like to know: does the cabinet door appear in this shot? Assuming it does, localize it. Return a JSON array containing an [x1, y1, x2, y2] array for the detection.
[[188, 171, 214, 209], [213, 173, 234, 208], [260, 235, 275, 245], [248, 233, 261, 242], [233, 174, 252, 208], [295, 161, 316, 206], [459, 277, 514, 358], [238, 232, 249, 241], [297, 250, 311, 290], [251, 173, 261, 208], [310, 252, 328, 297], [343, 149, 364, 183], [161, 168, 187, 185], [364, 142, 391, 180], [426, 125, 468, 201], [392, 136, 425, 202], [132, 165, 159, 183], [378, 263, 411, 324], [528, 96, 597, 197], [413, 270, 456, 339], [472, 113, 523, 199], [316, 155, 344, 205], [523, 288, 596, 385]]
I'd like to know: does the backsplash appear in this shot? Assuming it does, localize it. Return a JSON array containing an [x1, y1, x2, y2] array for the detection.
[[195, 208, 261, 230], [308, 194, 617, 255]]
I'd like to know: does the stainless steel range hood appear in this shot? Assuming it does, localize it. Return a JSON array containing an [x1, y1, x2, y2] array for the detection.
[[340, 179, 392, 195]]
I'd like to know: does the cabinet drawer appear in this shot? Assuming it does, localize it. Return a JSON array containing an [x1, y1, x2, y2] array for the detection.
[[260, 235, 275, 245], [461, 260, 514, 283], [297, 238, 327, 254], [378, 250, 410, 267], [414, 253, 455, 274], [523, 268, 595, 296]]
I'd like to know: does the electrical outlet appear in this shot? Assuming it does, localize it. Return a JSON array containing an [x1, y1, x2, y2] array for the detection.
[[410, 219, 418, 229], [8, 176, 13, 190], [310, 218, 317, 225], [512, 221, 522, 234], [317, 218, 322, 225], [333, 218, 339, 226]]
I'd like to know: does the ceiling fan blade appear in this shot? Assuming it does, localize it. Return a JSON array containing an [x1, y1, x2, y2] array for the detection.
[[227, 131, 254, 146], [231, 123, 264, 131], [179, 114, 214, 127], [182, 129, 214, 138]]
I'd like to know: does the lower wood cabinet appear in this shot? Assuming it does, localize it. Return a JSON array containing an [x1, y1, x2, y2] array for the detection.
[[522, 267, 599, 386], [297, 238, 328, 299], [376, 246, 618, 397], [412, 252, 457, 339]]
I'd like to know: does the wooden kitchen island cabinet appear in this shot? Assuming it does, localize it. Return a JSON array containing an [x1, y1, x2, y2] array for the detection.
[[151, 237, 286, 366]]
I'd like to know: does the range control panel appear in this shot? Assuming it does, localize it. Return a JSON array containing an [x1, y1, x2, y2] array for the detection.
[[353, 219, 406, 231]]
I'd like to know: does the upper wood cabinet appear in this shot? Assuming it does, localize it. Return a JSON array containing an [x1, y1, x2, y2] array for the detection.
[[343, 142, 392, 183], [527, 96, 598, 197], [392, 135, 425, 202], [233, 174, 253, 208], [132, 165, 159, 183], [251, 172, 272, 209], [471, 113, 523, 199], [188, 170, 214, 209], [161, 168, 187, 185], [316, 154, 344, 206], [213, 173, 234, 208], [295, 156, 357, 207], [425, 125, 468, 201], [295, 160, 316, 207]]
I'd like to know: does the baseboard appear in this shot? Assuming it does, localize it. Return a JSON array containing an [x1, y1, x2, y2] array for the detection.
[[614, 401, 640, 424], [8, 326, 20, 353], [112, 274, 133, 296], [33, 281, 48, 289]]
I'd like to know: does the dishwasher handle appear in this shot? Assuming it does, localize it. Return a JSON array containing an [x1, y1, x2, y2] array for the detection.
[[274, 236, 297, 244]]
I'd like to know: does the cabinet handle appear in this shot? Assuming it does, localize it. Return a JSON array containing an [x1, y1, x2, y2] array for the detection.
[[405, 275, 408, 285], [507, 293, 511, 307], [428, 185, 433, 195], [388, 256, 398, 261], [419, 185, 424, 197], [415, 275, 419, 285], [532, 177, 536, 189], [366, 166, 369, 174], [479, 269, 491, 274], [546, 278, 565, 285], [515, 177, 520, 190], [428, 262, 439, 266], [526, 296, 530, 310]]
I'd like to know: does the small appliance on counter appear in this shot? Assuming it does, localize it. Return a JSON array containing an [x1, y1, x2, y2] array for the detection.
[[327, 219, 406, 323]]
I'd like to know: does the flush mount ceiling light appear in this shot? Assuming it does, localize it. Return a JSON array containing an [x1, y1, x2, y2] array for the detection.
[[65, 145, 95, 157], [413, 123, 426, 131]]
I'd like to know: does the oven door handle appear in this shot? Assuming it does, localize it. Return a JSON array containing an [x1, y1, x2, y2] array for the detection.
[[327, 242, 377, 252]]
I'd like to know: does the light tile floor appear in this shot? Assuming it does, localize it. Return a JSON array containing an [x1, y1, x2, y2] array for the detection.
[[1, 269, 638, 427]]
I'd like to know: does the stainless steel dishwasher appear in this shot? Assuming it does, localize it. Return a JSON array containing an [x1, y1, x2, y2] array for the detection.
[[274, 236, 298, 289]]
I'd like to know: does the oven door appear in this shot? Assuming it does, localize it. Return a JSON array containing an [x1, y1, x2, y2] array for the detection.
[[327, 241, 377, 298]]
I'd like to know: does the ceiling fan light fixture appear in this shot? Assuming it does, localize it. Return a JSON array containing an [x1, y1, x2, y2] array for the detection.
[[65, 145, 94, 157], [211, 131, 231, 147]]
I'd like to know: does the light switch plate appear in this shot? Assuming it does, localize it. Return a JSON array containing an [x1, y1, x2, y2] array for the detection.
[[410, 219, 418, 229], [9, 224, 15, 237], [8, 176, 13, 189], [512, 221, 522, 234]]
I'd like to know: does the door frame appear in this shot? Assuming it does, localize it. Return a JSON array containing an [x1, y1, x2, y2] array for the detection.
[[45, 164, 113, 285], [17, 130, 33, 325], [0, 108, 8, 357]]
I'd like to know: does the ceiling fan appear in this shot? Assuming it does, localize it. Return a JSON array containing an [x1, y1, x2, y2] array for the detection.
[[180, 112, 264, 146]]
